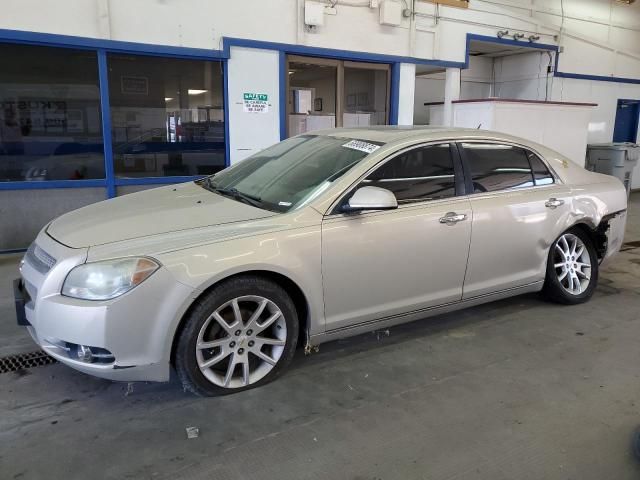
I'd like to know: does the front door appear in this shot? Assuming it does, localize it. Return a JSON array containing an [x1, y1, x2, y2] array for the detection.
[[459, 141, 572, 299], [321, 143, 472, 331]]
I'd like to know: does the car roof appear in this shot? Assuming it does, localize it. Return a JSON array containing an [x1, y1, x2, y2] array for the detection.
[[309, 126, 535, 146]]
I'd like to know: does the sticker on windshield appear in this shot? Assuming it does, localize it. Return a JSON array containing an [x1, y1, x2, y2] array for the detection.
[[342, 140, 380, 154]]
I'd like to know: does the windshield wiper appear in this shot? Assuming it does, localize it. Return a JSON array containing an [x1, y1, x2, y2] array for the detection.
[[208, 182, 264, 209]]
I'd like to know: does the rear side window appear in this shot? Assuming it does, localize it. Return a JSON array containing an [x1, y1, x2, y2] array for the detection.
[[461, 143, 534, 193], [525, 150, 554, 186], [364, 143, 456, 203]]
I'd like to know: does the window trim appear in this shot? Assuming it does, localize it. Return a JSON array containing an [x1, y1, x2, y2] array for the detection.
[[456, 140, 559, 196], [327, 140, 465, 216]]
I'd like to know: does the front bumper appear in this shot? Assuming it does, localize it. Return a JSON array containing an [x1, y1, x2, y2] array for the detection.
[[18, 231, 197, 382]]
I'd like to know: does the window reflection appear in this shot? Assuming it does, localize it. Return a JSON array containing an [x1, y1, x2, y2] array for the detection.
[[0, 44, 104, 181], [462, 143, 535, 193], [108, 54, 225, 178]]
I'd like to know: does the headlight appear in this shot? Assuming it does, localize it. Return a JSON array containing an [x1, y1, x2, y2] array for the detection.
[[62, 257, 159, 300]]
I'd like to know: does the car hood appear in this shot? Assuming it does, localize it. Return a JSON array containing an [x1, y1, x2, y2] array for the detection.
[[46, 181, 277, 248]]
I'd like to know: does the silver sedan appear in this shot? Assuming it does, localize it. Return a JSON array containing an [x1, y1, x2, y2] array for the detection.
[[15, 127, 628, 395]]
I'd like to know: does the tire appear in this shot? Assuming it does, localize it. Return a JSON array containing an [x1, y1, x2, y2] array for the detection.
[[542, 227, 599, 305], [175, 275, 299, 396]]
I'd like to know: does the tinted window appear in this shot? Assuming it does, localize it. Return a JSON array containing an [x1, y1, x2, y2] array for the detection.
[[526, 150, 554, 186], [462, 143, 534, 193], [0, 44, 104, 181], [364, 143, 456, 202], [107, 53, 225, 178], [206, 135, 381, 212]]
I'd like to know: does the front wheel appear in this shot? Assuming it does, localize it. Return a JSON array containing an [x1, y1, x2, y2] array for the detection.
[[175, 276, 298, 396], [542, 227, 599, 305]]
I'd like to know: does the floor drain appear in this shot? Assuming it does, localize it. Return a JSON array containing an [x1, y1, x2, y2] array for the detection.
[[0, 350, 57, 373]]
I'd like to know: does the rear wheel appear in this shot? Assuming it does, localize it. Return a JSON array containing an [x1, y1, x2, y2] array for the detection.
[[542, 227, 598, 305], [175, 276, 298, 396]]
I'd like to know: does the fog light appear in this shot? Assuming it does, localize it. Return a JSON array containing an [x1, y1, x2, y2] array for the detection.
[[77, 345, 93, 363]]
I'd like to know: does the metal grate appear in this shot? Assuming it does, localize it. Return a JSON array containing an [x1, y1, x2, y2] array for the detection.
[[24, 242, 56, 274], [0, 350, 57, 373]]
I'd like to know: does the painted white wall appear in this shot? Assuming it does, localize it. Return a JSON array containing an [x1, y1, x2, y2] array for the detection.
[[1, 0, 638, 79], [226, 47, 281, 164], [429, 101, 593, 166], [397, 63, 416, 125], [414, 56, 493, 124]]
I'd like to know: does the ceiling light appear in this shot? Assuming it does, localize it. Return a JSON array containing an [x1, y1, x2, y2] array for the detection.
[[164, 97, 174, 102], [188, 89, 207, 95]]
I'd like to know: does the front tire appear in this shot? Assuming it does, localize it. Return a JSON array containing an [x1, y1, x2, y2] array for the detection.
[[542, 227, 599, 305], [175, 276, 298, 396]]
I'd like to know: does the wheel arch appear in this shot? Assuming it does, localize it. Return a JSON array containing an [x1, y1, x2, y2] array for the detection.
[[169, 269, 311, 365], [569, 220, 608, 261]]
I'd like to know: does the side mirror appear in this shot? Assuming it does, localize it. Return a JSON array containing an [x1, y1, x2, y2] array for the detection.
[[343, 186, 398, 213]]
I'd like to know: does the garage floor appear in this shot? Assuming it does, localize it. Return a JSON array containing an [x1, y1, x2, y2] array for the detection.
[[1, 193, 640, 480]]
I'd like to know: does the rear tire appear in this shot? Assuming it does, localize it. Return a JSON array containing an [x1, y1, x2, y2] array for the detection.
[[542, 227, 598, 305], [175, 276, 298, 396]]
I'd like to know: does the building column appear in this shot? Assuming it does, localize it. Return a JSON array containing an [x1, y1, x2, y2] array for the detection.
[[396, 63, 416, 125], [443, 67, 461, 127]]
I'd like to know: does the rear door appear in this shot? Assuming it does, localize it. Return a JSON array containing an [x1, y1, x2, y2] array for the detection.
[[459, 141, 572, 299], [321, 142, 472, 331]]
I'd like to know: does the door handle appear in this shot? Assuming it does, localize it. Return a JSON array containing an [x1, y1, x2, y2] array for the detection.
[[439, 212, 467, 225], [545, 198, 565, 209]]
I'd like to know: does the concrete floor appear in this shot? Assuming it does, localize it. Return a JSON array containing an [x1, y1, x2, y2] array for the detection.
[[1, 194, 640, 480]]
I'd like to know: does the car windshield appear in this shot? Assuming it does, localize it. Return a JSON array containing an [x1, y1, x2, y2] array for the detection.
[[198, 135, 384, 212]]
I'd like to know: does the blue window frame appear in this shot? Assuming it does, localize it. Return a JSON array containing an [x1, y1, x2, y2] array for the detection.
[[0, 31, 227, 198]]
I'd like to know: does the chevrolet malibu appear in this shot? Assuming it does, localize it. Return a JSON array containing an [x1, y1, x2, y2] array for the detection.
[[15, 127, 628, 396]]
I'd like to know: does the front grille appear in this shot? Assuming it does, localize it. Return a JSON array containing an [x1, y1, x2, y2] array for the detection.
[[0, 350, 56, 373], [25, 242, 56, 274]]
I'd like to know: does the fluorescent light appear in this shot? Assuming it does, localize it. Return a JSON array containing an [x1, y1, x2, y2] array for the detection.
[[188, 89, 208, 95], [164, 97, 174, 102]]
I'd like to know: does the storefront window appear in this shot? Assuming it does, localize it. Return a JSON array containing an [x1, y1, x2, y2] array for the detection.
[[107, 54, 225, 178], [343, 63, 389, 126], [288, 60, 337, 135], [0, 44, 104, 182], [286, 56, 390, 138]]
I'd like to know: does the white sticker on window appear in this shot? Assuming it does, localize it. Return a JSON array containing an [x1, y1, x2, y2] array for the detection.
[[342, 140, 380, 154]]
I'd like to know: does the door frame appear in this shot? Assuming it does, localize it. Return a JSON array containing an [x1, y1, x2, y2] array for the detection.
[[285, 54, 391, 138]]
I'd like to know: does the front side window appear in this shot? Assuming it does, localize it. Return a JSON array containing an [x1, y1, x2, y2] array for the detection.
[[363, 143, 456, 203], [202, 135, 383, 212], [0, 44, 104, 182], [461, 143, 534, 193]]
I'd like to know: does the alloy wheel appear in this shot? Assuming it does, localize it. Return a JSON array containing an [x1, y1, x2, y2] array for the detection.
[[553, 233, 592, 295], [195, 295, 287, 388]]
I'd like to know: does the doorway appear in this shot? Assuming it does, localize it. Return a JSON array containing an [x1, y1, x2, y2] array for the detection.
[[613, 99, 640, 143], [286, 55, 390, 137]]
